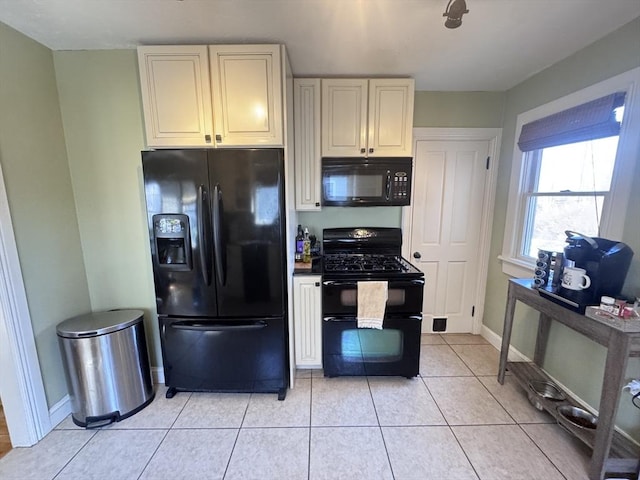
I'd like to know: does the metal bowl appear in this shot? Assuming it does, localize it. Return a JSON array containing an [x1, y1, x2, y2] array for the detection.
[[557, 405, 598, 430], [527, 391, 545, 411], [528, 380, 566, 402]]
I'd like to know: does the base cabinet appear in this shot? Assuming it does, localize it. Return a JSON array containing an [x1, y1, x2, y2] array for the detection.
[[293, 275, 322, 368]]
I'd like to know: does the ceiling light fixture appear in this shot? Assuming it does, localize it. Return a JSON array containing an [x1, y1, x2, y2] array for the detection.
[[443, 0, 469, 29]]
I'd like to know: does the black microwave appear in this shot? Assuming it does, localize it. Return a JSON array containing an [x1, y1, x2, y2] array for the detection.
[[321, 157, 413, 207]]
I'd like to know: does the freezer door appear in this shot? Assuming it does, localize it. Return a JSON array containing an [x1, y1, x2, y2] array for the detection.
[[160, 316, 287, 394], [142, 150, 217, 316], [208, 149, 286, 317]]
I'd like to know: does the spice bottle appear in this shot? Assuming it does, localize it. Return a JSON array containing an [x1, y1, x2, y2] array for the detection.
[[295, 225, 304, 261], [303, 228, 311, 263]]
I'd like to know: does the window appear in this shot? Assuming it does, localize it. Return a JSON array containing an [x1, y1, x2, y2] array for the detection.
[[522, 129, 620, 257], [500, 68, 640, 278]]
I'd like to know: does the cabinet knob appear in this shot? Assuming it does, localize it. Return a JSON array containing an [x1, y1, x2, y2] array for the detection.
[[215, 134, 222, 142], [315, 282, 320, 287], [413, 252, 422, 259], [205, 134, 212, 143], [315, 202, 320, 207], [369, 148, 374, 153], [360, 148, 366, 154]]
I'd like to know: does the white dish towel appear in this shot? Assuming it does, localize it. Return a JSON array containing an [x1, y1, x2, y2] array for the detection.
[[357, 281, 388, 329]]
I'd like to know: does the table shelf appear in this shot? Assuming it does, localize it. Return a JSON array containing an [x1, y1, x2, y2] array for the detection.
[[507, 361, 638, 460], [498, 279, 640, 480]]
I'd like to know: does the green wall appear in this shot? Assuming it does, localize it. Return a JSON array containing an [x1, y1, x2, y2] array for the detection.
[[0, 23, 91, 405], [483, 17, 640, 439], [53, 50, 160, 368]]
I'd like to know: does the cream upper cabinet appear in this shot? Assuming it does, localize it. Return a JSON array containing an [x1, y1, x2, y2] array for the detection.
[[294, 79, 321, 210], [293, 275, 322, 368], [137, 46, 214, 148], [209, 45, 284, 147], [321, 79, 368, 157], [321, 78, 414, 157]]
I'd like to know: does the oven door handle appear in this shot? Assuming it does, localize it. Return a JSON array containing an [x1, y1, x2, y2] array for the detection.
[[323, 316, 352, 322], [323, 315, 423, 322], [322, 279, 425, 287]]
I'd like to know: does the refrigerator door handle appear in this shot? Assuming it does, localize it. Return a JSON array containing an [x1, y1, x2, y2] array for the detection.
[[197, 185, 212, 285], [170, 321, 267, 332], [212, 184, 226, 286]]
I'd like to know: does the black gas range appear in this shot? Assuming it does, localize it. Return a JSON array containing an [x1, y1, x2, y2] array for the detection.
[[321, 227, 424, 378]]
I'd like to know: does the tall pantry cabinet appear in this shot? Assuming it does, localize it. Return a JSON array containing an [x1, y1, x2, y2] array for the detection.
[[137, 45, 285, 148]]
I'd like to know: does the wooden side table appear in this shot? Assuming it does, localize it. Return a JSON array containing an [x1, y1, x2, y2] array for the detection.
[[497, 278, 640, 480]]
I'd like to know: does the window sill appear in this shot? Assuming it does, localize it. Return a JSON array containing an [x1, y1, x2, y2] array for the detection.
[[498, 255, 535, 279]]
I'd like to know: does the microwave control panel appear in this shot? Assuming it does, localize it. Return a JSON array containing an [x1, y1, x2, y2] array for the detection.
[[391, 172, 410, 200]]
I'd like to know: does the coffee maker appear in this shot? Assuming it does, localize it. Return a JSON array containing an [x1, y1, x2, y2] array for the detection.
[[539, 231, 634, 313]]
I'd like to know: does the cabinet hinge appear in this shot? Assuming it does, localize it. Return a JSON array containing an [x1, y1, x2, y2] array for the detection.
[[485, 157, 490, 170], [472, 305, 475, 317]]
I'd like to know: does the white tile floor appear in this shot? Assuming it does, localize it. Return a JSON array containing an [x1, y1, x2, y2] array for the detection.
[[0, 334, 600, 480]]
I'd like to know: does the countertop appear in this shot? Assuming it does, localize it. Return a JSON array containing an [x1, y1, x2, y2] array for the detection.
[[293, 256, 322, 275]]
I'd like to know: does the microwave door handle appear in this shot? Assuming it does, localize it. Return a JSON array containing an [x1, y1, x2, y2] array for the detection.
[[385, 170, 391, 201], [197, 185, 211, 286], [212, 184, 226, 286]]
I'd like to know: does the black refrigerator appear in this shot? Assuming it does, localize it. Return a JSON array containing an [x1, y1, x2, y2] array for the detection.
[[142, 148, 288, 400]]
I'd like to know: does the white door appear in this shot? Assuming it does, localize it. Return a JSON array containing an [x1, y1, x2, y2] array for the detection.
[[409, 139, 489, 333]]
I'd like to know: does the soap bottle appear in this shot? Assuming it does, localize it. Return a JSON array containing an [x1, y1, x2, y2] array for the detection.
[[303, 227, 311, 263], [295, 225, 304, 261]]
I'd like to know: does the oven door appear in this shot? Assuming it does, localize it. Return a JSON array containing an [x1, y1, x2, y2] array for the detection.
[[322, 278, 424, 315], [322, 315, 421, 377]]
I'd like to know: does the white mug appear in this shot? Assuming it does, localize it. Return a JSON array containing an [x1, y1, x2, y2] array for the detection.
[[562, 266, 591, 290]]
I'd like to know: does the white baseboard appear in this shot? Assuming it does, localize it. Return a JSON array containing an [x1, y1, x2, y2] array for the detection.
[[152, 366, 165, 385], [481, 325, 531, 362], [48, 394, 71, 428]]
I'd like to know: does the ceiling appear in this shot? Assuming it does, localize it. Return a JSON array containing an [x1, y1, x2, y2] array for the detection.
[[1, 0, 639, 91]]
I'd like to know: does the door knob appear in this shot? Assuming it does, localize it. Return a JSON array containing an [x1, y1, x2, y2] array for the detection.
[[413, 252, 421, 259]]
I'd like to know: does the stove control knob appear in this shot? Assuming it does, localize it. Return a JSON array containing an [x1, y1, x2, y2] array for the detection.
[[413, 252, 421, 259]]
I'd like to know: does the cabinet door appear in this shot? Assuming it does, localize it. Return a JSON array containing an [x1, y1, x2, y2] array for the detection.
[[293, 276, 322, 368], [294, 79, 321, 210], [209, 45, 283, 146], [321, 79, 368, 157], [367, 79, 415, 157], [137, 46, 213, 148]]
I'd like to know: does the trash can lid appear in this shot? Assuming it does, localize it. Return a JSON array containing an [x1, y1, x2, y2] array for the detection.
[[56, 309, 144, 338]]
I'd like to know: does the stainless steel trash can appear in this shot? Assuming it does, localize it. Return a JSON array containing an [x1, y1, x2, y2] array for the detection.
[[57, 309, 155, 428]]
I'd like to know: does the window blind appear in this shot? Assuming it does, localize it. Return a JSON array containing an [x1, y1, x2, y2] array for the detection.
[[517, 92, 626, 152]]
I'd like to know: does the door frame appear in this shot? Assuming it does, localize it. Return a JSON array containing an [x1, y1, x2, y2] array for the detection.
[[0, 161, 50, 446], [402, 128, 502, 334]]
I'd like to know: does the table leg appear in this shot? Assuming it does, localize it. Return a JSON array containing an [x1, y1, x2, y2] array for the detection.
[[588, 330, 630, 480], [533, 314, 551, 366], [498, 282, 517, 385]]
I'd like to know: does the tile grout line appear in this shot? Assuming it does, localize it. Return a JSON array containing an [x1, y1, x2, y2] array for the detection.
[[136, 386, 193, 480], [420, 355, 483, 480], [221, 392, 252, 479], [51, 428, 99, 480], [366, 376, 397, 480]]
